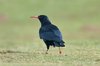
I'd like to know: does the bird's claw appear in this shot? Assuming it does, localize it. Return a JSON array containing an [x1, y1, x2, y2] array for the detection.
[[45, 52, 48, 54], [59, 51, 62, 54]]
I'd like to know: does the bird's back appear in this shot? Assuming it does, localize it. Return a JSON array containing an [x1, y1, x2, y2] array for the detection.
[[39, 24, 64, 43], [39, 24, 65, 47]]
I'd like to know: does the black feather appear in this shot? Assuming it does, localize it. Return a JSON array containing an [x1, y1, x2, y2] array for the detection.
[[38, 15, 65, 49]]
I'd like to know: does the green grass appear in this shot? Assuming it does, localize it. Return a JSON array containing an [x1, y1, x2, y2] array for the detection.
[[0, 0, 100, 66]]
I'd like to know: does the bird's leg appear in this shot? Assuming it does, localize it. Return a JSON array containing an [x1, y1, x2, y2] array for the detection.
[[59, 47, 62, 54], [45, 45, 50, 54], [45, 49, 49, 54]]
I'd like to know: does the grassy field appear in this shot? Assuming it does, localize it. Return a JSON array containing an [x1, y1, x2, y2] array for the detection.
[[0, 0, 100, 66]]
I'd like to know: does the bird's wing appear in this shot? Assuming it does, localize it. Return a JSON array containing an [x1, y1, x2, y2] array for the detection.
[[39, 25, 63, 42]]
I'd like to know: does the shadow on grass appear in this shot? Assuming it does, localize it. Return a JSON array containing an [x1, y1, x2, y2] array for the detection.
[[0, 50, 30, 54]]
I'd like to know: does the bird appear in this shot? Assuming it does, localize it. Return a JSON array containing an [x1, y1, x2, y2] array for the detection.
[[30, 15, 65, 54]]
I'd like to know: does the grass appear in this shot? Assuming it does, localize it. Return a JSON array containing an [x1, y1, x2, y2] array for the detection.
[[0, 0, 100, 66]]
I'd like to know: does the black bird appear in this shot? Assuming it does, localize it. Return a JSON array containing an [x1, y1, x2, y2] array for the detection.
[[31, 15, 65, 54]]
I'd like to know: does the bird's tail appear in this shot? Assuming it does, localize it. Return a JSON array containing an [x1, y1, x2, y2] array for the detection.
[[54, 40, 65, 47]]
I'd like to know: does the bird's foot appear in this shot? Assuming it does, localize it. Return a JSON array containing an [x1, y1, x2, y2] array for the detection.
[[45, 52, 48, 54], [59, 51, 62, 54]]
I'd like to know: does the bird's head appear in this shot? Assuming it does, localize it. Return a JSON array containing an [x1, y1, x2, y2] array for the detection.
[[30, 15, 51, 26], [30, 15, 47, 20], [38, 15, 48, 20]]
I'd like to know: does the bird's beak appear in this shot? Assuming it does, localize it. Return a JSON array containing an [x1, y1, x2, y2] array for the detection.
[[30, 16, 38, 19]]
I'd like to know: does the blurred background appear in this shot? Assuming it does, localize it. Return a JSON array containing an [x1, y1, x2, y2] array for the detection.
[[0, 0, 100, 65], [0, 0, 100, 51]]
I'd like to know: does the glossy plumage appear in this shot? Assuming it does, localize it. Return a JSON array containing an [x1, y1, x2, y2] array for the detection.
[[37, 15, 65, 54]]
